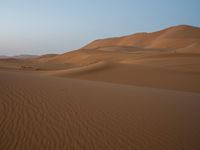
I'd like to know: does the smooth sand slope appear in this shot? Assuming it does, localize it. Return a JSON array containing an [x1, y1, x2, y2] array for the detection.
[[1, 70, 200, 150], [52, 62, 200, 93]]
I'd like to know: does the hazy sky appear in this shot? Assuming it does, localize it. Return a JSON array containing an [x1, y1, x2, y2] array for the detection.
[[0, 0, 200, 56]]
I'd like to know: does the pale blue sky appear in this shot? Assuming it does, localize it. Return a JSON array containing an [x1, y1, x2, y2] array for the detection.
[[0, 0, 199, 55]]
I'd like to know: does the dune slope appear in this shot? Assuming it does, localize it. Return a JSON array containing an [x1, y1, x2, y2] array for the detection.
[[53, 62, 200, 93]]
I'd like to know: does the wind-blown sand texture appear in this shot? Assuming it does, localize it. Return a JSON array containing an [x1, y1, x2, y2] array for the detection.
[[1, 70, 200, 150], [0, 25, 200, 150]]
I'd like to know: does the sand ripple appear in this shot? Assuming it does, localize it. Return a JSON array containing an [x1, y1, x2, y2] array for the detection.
[[0, 71, 200, 150]]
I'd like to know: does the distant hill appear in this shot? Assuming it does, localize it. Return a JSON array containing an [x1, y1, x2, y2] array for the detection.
[[0, 55, 9, 59], [12, 55, 38, 59], [0, 55, 38, 59]]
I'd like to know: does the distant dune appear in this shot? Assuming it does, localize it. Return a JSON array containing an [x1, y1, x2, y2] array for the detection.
[[1, 25, 200, 150], [0, 55, 9, 59], [12, 55, 38, 59], [83, 25, 200, 50], [0, 55, 38, 59]]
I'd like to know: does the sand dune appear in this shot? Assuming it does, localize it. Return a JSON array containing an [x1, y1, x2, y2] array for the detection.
[[0, 55, 9, 59], [1, 70, 200, 150], [48, 61, 111, 76], [83, 25, 200, 50], [36, 54, 59, 63], [176, 42, 200, 53], [12, 25, 198, 68], [50, 62, 200, 93], [1, 25, 200, 150]]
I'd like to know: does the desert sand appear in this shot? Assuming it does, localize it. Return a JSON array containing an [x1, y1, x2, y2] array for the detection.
[[0, 25, 200, 150]]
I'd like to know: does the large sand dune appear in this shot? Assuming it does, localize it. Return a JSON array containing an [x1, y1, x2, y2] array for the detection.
[[82, 25, 200, 50], [0, 25, 200, 149]]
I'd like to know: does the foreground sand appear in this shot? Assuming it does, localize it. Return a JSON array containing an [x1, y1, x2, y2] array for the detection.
[[0, 70, 200, 150]]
